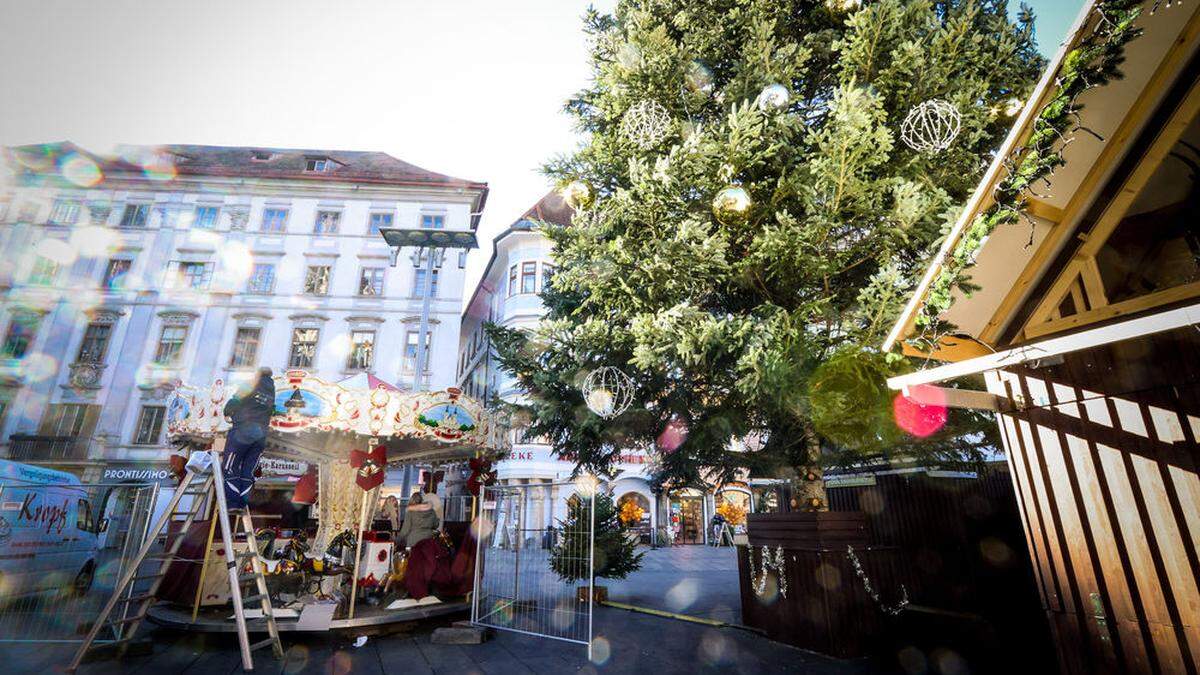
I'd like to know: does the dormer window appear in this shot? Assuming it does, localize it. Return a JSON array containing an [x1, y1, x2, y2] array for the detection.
[[305, 157, 332, 172], [251, 151, 273, 161]]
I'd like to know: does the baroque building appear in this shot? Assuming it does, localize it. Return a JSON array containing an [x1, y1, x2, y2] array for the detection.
[[0, 142, 487, 494]]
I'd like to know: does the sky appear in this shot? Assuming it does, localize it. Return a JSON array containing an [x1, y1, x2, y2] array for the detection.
[[0, 0, 1084, 305]]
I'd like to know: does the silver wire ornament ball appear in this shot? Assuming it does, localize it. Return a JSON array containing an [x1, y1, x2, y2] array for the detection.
[[900, 99, 962, 154], [621, 99, 674, 149], [582, 366, 635, 419]]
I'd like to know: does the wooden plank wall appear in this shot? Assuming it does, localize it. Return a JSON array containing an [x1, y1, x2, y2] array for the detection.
[[985, 326, 1200, 675]]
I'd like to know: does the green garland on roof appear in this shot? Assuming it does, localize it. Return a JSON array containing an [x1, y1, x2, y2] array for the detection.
[[912, 0, 1145, 349]]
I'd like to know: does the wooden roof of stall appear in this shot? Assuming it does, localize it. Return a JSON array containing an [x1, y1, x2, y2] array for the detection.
[[884, 2, 1200, 361]]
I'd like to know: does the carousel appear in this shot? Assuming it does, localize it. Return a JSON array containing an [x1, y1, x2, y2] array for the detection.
[[146, 369, 508, 633]]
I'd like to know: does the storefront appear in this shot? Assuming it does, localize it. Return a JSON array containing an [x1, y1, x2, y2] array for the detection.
[[667, 487, 708, 545]]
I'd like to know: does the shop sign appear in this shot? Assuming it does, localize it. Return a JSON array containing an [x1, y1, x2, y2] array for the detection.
[[259, 458, 309, 477], [102, 464, 174, 485]]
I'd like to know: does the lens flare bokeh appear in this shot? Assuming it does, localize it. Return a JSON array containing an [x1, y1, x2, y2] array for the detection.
[[59, 152, 103, 187], [893, 384, 948, 437]]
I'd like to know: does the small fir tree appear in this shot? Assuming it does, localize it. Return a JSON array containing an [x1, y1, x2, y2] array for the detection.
[[550, 491, 644, 582], [490, 0, 1044, 508]]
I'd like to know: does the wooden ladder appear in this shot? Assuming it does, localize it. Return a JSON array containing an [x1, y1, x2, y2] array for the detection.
[[68, 444, 284, 671]]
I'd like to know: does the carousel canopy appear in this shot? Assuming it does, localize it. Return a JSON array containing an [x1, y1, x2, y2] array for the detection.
[[167, 369, 509, 466]]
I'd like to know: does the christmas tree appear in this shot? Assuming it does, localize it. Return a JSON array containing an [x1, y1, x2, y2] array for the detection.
[[490, 0, 1044, 508], [550, 491, 644, 582]]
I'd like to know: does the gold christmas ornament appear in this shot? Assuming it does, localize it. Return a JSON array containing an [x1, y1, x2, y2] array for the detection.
[[712, 185, 752, 224], [757, 83, 790, 112], [561, 180, 594, 210]]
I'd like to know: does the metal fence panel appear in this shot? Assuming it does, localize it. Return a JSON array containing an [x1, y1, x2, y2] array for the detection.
[[472, 483, 594, 655], [0, 482, 159, 643]]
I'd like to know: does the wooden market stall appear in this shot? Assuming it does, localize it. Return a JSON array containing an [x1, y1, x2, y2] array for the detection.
[[884, 3, 1200, 673]]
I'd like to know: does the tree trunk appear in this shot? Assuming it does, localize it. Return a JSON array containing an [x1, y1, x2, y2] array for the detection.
[[795, 425, 829, 512]]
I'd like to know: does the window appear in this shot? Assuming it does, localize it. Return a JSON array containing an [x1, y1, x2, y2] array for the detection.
[[403, 330, 433, 372], [133, 406, 166, 445], [458, 250, 467, 269], [542, 263, 556, 290], [508, 265, 518, 297], [305, 158, 331, 172], [247, 263, 276, 294], [521, 261, 537, 294], [421, 214, 445, 229], [76, 499, 93, 531], [303, 266, 331, 295], [314, 210, 340, 234], [368, 212, 393, 235], [76, 323, 111, 364], [118, 203, 149, 229], [154, 325, 188, 365], [45, 403, 89, 436], [261, 208, 288, 232], [358, 267, 384, 296], [288, 327, 320, 368], [192, 205, 220, 229], [174, 261, 211, 290], [414, 268, 439, 297], [251, 151, 273, 161], [1, 313, 39, 359], [49, 199, 80, 224], [102, 259, 131, 289], [230, 327, 261, 368], [28, 256, 59, 286], [347, 330, 376, 370]]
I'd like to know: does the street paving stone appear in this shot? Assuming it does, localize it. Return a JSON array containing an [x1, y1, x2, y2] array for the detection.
[[0, 546, 898, 674]]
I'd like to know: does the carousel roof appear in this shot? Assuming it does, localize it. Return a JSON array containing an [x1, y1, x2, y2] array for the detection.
[[167, 369, 509, 465]]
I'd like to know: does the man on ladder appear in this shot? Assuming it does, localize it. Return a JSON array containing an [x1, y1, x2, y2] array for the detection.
[[69, 369, 284, 672], [223, 368, 276, 510]]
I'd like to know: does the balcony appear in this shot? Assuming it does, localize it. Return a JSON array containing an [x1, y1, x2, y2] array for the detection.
[[7, 435, 90, 462]]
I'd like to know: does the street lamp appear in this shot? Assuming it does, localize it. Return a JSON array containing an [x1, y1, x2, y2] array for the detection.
[[378, 226, 478, 393]]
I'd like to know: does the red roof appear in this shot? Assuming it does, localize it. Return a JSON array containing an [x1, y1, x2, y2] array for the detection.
[[517, 191, 573, 227], [5, 141, 486, 191]]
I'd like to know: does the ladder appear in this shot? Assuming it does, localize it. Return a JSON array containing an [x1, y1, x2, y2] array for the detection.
[[69, 444, 284, 671]]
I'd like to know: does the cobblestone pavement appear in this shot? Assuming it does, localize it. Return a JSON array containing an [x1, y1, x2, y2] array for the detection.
[[0, 546, 899, 674]]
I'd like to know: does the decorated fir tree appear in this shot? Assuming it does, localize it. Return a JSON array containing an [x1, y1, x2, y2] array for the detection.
[[550, 491, 644, 582], [490, 0, 1045, 508]]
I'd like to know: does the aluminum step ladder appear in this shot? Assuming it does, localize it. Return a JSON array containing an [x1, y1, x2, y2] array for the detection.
[[68, 443, 284, 671]]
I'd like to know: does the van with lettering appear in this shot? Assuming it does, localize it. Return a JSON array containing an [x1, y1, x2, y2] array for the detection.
[[0, 458, 106, 598]]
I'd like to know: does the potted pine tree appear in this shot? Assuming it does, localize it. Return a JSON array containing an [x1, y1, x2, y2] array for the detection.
[[550, 491, 643, 602]]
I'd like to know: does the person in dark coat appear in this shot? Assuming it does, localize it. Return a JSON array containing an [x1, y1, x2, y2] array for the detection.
[[222, 367, 276, 509]]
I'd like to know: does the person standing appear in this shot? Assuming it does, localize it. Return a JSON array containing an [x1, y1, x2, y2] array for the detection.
[[222, 367, 276, 510]]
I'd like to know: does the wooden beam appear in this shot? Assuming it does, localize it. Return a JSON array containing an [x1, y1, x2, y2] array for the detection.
[[900, 384, 1002, 411], [887, 301, 1200, 390], [1024, 198, 1065, 223]]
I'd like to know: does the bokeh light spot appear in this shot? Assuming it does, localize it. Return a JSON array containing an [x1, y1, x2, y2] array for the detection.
[[69, 225, 119, 259], [589, 636, 611, 665], [656, 417, 688, 453], [59, 152, 103, 187], [35, 237, 78, 266], [893, 384, 948, 437]]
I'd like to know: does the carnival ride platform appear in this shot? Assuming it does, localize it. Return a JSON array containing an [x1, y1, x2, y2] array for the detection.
[[147, 597, 470, 634]]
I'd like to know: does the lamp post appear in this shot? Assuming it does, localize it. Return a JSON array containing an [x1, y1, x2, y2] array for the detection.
[[378, 227, 477, 495]]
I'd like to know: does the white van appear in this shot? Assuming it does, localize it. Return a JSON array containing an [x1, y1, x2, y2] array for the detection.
[[0, 458, 106, 598]]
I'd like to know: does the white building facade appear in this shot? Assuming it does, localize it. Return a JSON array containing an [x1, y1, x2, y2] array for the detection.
[[457, 193, 670, 542], [0, 142, 487, 494]]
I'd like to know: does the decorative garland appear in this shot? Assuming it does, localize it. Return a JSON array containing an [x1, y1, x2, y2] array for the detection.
[[747, 545, 789, 598], [847, 545, 910, 616], [911, 0, 1145, 350]]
